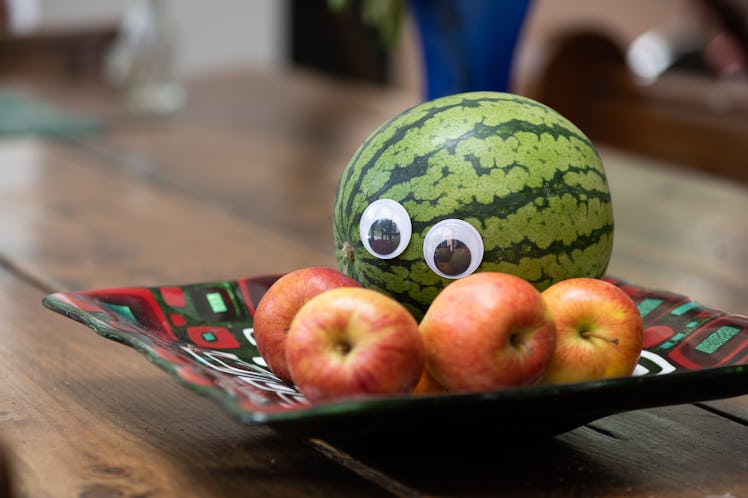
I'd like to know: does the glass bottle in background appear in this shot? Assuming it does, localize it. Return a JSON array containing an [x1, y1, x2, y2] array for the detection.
[[107, 0, 186, 115]]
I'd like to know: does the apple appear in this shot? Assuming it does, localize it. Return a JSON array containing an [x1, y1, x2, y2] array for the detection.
[[285, 287, 424, 403], [419, 272, 557, 393], [253, 266, 360, 383], [541, 277, 643, 385], [412, 368, 446, 395]]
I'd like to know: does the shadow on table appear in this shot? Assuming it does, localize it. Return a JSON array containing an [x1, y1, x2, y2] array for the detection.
[[0, 438, 14, 498]]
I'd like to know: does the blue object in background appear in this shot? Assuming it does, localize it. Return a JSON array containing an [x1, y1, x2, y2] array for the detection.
[[409, 0, 533, 100]]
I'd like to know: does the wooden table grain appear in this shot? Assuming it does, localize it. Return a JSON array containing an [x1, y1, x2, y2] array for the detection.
[[1, 67, 747, 498]]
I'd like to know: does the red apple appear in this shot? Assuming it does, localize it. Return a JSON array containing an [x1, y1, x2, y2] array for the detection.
[[253, 267, 360, 383], [541, 278, 643, 385], [419, 272, 557, 393], [285, 287, 424, 403]]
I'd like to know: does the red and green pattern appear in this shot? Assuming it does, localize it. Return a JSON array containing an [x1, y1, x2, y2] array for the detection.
[[42, 275, 748, 432], [333, 91, 614, 317]]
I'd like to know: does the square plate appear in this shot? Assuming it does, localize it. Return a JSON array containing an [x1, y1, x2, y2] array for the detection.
[[43, 275, 748, 438]]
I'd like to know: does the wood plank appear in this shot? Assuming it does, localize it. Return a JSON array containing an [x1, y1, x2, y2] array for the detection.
[[0, 138, 337, 291], [602, 147, 748, 423], [602, 146, 748, 316], [78, 68, 418, 254], [80, 121, 345, 254], [320, 404, 748, 498], [0, 267, 392, 498]]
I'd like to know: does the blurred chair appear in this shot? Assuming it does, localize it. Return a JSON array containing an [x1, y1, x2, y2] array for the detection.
[[0, 0, 117, 84], [0, 27, 117, 83], [530, 29, 748, 184]]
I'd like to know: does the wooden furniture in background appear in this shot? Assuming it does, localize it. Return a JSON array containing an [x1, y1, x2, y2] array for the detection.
[[531, 30, 748, 185], [0, 26, 116, 83]]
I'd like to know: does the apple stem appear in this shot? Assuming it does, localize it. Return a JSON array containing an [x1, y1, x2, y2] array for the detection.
[[581, 331, 619, 345]]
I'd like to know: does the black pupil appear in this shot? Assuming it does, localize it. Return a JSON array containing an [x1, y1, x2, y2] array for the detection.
[[368, 219, 401, 256], [433, 239, 471, 276]]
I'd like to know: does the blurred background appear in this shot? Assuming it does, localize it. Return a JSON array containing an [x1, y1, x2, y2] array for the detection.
[[0, 0, 746, 182]]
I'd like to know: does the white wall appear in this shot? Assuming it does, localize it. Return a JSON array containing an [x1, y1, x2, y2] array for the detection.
[[168, 0, 288, 76], [33, 0, 288, 76]]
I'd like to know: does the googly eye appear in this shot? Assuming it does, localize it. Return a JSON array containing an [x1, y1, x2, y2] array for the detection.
[[359, 199, 412, 259], [423, 219, 484, 279]]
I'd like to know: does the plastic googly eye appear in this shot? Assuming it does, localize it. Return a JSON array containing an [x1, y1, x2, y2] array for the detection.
[[359, 199, 412, 259], [423, 219, 484, 279]]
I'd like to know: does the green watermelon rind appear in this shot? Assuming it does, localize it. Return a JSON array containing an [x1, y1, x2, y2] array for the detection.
[[333, 91, 614, 318]]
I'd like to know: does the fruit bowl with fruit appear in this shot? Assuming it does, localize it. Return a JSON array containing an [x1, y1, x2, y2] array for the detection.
[[43, 271, 748, 439]]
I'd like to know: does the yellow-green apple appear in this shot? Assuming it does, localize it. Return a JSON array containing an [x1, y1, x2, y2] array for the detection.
[[419, 272, 557, 393], [285, 287, 424, 403], [541, 278, 643, 385], [253, 267, 360, 383]]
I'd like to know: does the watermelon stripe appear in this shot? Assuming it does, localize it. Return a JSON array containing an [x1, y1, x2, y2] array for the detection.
[[338, 100, 465, 217], [480, 226, 614, 266], [390, 165, 610, 216], [449, 117, 596, 149], [339, 113, 600, 223]]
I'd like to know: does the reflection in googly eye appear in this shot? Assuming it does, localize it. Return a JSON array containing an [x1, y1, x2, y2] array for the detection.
[[423, 219, 484, 279], [359, 199, 412, 259]]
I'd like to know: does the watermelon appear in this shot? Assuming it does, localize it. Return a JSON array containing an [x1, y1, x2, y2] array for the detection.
[[333, 91, 613, 319]]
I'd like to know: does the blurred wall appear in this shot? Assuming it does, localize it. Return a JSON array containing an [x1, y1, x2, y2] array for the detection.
[[32, 0, 288, 76]]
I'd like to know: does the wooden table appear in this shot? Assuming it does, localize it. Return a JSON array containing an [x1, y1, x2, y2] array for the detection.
[[1, 67, 748, 497]]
